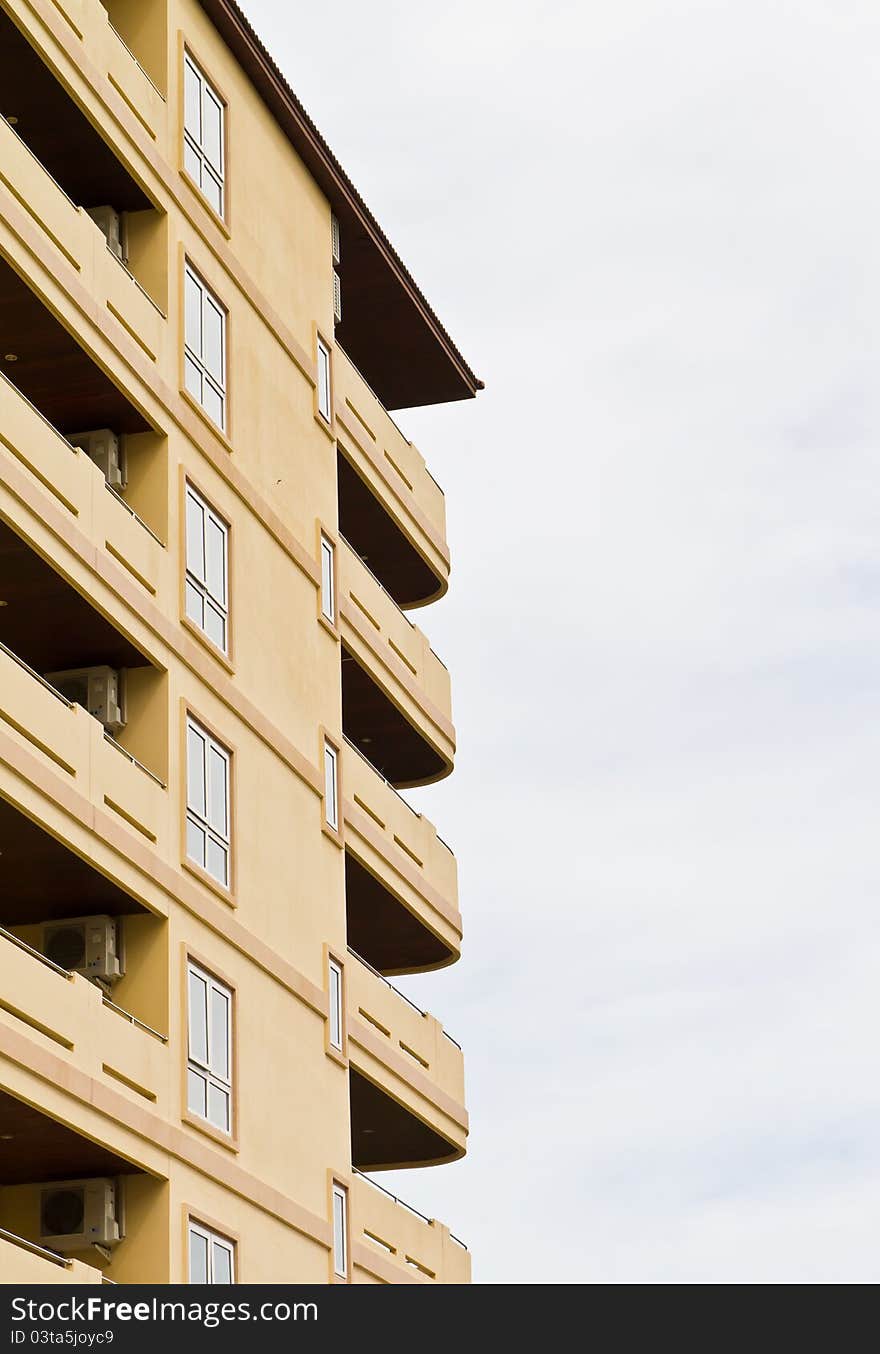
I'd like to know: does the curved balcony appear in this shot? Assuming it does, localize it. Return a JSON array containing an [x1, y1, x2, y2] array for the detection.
[[347, 951, 467, 1171], [351, 1172, 470, 1285], [339, 539, 454, 787], [342, 741, 461, 973]]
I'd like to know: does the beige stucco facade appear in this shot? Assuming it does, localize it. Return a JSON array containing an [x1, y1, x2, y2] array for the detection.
[[0, 0, 477, 1286]]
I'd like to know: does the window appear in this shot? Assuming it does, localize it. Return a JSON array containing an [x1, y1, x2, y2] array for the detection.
[[185, 263, 226, 431], [317, 338, 331, 422], [332, 1182, 348, 1279], [188, 1219, 235, 1284], [324, 740, 338, 832], [329, 958, 343, 1052], [320, 534, 336, 625], [184, 53, 225, 216], [186, 716, 231, 887], [187, 961, 233, 1134], [185, 484, 229, 652]]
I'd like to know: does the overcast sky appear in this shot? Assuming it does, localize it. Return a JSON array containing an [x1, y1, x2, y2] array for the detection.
[[244, 0, 880, 1283]]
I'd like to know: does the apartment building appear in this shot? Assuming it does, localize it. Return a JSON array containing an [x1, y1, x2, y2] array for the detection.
[[0, 0, 479, 1285]]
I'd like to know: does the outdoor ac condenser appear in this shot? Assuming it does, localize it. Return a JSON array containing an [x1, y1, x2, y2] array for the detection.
[[40, 1178, 121, 1252], [41, 915, 123, 984]]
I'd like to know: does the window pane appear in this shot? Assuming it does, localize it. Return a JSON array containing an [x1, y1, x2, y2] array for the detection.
[[203, 91, 223, 169], [203, 382, 223, 429], [186, 817, 206, 868], [206, 837, 228, 887], [184, 141, 202, 186], [185, 580, 204, 628], [185, 271, 202, 355], [211, 986, 230, 1081], [187, 1067, 207, 1119], [204, 172, 222, 216], [333, 1189, 347, 1276], [184, 61, 202, 139], [205, 602, 225, 651], [206, 517, 226, 602], [188, 970, 209, 1063], [324, 746, 337, 829], [208, 1083, 230, 1132], [203, 300, 224, 384], [186, 491, 205, 579], [329, 963, 342, 1050], [208, 747, 228, 836], [184, 356, 202, 404], [317, 343, 330, 420], [321, 540, 334, 621], [189, 1226, 209, 1284], [212, 1241, 233, 1285], [187, 725, 206, 815]]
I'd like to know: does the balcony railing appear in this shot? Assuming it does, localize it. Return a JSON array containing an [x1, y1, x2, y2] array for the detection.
[[0, 1227, 69, 1269], [343, 736, 419, 817], [347, 946, 461, 1049]]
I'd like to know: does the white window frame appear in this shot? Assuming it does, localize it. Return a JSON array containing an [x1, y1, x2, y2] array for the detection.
[[185, 483, 229, 653], [186, 716, 231, 888], [328, 958, 343, 1052], [332, 1182, 348, 1279], [320, 533, 336, 625], [185, 262, 227, 431], [183, 52, 225, 217], [324, 739, 339, 832], [188, 1218, 235, 1285], [317, 337, 332, 422], [187, 960, 233, 1135]]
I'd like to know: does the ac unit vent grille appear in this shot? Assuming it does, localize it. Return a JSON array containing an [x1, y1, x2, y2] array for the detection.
[[42, 1189, 85, 1238], [44, 926, 87, 972]]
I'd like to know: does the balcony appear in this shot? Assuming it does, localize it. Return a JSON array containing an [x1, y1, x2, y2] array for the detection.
[[335, 347, 450, 607], [347, 951, 467, 1170], [0, 1228, 104, 1283], [342, 741, 461, 973], [339, 539, 454, 786], [351, 1173, 470, 1285]]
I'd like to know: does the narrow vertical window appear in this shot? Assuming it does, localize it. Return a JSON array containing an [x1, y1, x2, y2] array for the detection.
[[188, 1219, 235, 1284], [332, 1182, 348, 1279], [324, 740, 338, 832], [185, 484, 229, 652], [185, 263, 227, 431], [329, 958, 343, 1052], [187, 961, 233, 1134], [320, 533, 336, 624], [184, 53, 225, 217], [317, 338, 332, 422], [186, 716, 231, 887]]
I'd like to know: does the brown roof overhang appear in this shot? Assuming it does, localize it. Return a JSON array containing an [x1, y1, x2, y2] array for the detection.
[[198, 1, 483, 410]]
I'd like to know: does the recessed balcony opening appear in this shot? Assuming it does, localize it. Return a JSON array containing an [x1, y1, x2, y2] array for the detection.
[[350, 1069, 460, 1172], [0, 7, 168, 311], [99, 0, 169, 96], [0, 254, 167, 540], [0, 792, 169, 1035], [0, 1089, 166, 1282], [0, 517, 168, 783], [346, 852, 455, 975], [342, 646, 448, 788], [338, 451, 444, 608]]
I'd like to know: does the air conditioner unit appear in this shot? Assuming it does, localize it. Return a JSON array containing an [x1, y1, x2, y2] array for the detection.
[[41, 915, 123, 983], [44, 665, 126, 734], [86, 205, 125, 263], [40, 1179, 121, 1253], [331, 212, 341, 266], [333, 270, 342, 326], [68, 428, 126, 490]]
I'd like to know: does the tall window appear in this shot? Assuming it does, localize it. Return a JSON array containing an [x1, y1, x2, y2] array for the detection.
[[317, 338, 331, 422], [184, 53, 225, 217], [187, 716, 231, 887], [320, 533, 336, 625], [185, 484, 229, 653], [187, 961, 233, 1134], [332, 1182, 348, 1279], [328, 958, 343, 1052], [185, 263, 227, 431], [324, 739, 339, 832], [188, 1219, 235, 1284]]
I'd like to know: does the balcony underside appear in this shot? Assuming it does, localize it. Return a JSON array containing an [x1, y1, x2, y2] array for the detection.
[[345, 852, 455, 975], [0, 1087, 138, 1185], [350, 1069, 460, 1172], [342, 646, 448, 788], [0, 517, 148, 675], [0, 255, 151, 437], [0, 8, 151, 214], [0, 792, 146, 926], [337, 453, 443, 608]]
